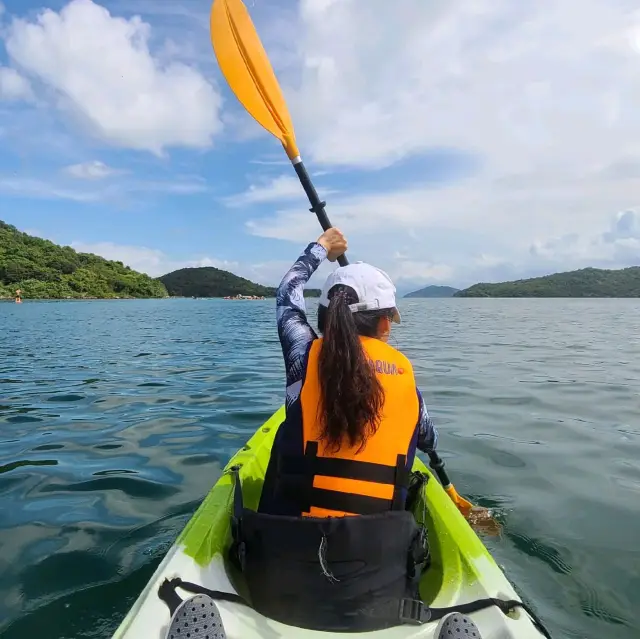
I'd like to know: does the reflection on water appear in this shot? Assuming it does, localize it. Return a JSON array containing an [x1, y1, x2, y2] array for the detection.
[[1, 298, 639, 638]]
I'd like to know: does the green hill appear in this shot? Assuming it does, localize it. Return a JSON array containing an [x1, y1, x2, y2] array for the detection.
[[0, 221, 167, 299], [158, 266, 321, 298], [455, 266, 640, 297], [404, 285, 459, 298]]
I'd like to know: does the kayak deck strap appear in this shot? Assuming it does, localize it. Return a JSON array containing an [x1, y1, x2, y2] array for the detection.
[[398, 596, 553, 637], [158, 578, 553, 638], [158, 577, 246, 611]]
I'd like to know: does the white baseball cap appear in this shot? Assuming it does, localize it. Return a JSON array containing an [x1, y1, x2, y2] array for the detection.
[[319, 261, 401, 324]]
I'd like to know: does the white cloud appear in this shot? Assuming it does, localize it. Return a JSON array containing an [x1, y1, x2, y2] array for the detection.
[[246, 185, 437, 242], [70, 241, 190, 276], [224, 175, 304, 207], [249, 156, 291, 167], [0, 173, 208, 202], [70, 241, 241, 278], [4, 0, 222, 154], [67, 240, 299, 284], [0, 66, 33, 101], [0, 176, 102, 202], [247, 169, 640, 245], [147, 179, 207, 195], [285, 1, 640, 173], [233, 0, 640, 286], [529, 209, 640, 268], [390, 260, 454, 285], [64, 160, 121, 180], [223, 173, 338, 209], [246, 201, 640, 288], [244, 152, 640, 290], [107, 0, 208, 24], [446, 209, 640, 286]]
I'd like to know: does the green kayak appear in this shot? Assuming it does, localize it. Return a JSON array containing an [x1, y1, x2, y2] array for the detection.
[[112, 405, 548, 638]]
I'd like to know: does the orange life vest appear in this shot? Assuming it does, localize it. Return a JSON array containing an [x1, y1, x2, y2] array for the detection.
[[296, 336, 419, 517]]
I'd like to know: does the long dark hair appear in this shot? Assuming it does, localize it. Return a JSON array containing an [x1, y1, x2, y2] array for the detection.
[[316, 284, 394, 453]]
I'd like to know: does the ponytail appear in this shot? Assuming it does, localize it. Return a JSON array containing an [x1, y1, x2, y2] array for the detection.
[[317, 285, 389, 453]]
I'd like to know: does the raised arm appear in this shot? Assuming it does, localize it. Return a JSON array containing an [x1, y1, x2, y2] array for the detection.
[[276, 229, 348, 407], [276, 242, 327, 403]]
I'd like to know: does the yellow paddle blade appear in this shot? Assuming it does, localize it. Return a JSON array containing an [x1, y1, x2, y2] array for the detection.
[[445, 484, 474, 517], [210, 0, 300, 160], [445, 485, 502, 536]]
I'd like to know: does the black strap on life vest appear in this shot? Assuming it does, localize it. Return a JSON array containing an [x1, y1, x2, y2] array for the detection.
[[157, 577, 553, 639], [278, 440, 411, 515]]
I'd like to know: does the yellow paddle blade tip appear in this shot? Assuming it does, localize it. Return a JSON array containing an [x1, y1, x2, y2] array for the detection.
[[210, 0, 300, 160], [445, 485, 502, 536]]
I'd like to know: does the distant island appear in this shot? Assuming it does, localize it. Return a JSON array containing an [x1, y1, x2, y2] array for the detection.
[[0, 221, 166, 299], [158, 267, 321, 298], [454, 266, 640, 297], [9, 222, 634, 301], [404, 285, 459, 298], [0, 223, 323, 301]]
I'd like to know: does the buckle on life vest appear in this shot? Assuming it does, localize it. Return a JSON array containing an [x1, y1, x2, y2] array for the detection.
[[399, 598, 431, 624]]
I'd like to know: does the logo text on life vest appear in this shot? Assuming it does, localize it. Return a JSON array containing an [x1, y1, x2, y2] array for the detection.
[[368, 359, 404, 375]]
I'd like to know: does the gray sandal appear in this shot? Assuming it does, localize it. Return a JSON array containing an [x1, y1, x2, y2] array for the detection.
[[436, 612, 482, 638], [165, 594, 227, 639]]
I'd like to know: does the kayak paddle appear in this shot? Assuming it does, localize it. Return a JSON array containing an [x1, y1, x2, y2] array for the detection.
[[209, 0, 497, 528]]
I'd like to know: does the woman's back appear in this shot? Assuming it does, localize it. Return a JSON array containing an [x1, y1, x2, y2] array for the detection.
[[299, 335, 420, 517]]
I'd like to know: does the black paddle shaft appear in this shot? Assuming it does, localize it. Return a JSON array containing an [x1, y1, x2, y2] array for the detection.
[[293, 160, 348, 267], [427, 450, 452, 488]]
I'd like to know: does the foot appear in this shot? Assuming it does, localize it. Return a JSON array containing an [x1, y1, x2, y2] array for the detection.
[[436, 612, 481, 639], [165, 594, 227, 639]]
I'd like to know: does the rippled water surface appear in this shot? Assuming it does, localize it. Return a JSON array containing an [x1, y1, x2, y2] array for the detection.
[[1, 298, 639, 638]]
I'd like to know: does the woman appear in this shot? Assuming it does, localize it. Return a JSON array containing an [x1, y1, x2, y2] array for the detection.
[[230, 228, 489, 635], [259, 227, 438, 516]]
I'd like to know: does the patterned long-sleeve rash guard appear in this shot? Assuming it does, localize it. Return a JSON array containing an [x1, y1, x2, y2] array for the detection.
[[259, 242, 438, 515]]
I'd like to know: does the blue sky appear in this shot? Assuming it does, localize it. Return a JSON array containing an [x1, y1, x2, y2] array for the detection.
[[1, 0, 640, 292]]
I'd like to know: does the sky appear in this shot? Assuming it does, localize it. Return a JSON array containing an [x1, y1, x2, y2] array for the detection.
[[1, 0, 640, 293]]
